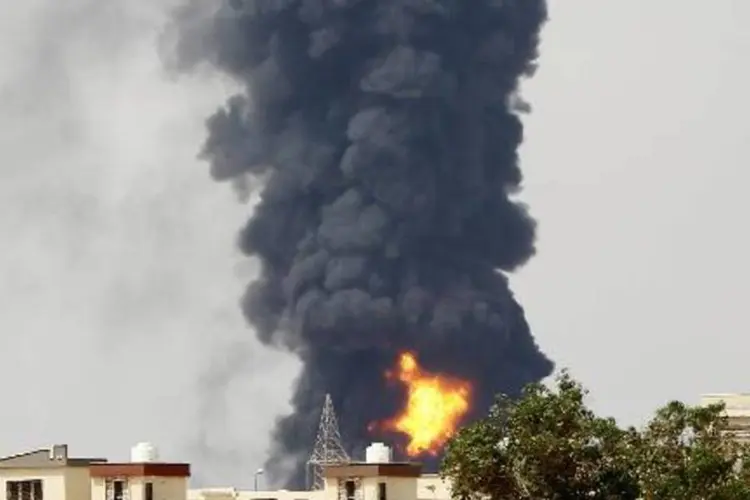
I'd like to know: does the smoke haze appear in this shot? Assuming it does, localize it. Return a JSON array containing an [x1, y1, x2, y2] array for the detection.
[[0, 0, 297, 487], [169, 0, 553, 487]]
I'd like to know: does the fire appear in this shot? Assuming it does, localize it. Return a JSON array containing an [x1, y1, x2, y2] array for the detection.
[[381, 352, 472, 456]]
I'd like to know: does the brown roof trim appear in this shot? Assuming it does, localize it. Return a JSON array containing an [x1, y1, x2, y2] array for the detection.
[[323, 463, 422, 478], [89, 463, 190, 478]]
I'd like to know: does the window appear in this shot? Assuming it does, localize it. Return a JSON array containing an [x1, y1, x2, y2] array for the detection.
[[105, 479, 127, 500], [144, 482, 153, 500], [6, 480, 43, 500], [345, 480, 356, 500], [378, 482, 386, 500], [113, 480, 124, 500]]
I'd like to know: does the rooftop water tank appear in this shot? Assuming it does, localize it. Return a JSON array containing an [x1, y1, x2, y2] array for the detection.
[[365, 442, 392, 464], [130, 442, 160, 463]]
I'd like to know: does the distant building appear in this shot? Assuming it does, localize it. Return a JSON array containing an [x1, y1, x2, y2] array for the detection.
[[701, 393, 750, 443], [187, 443, 451, 500], [90, 460, 190, 500], [0, 442, 189, 500], [0, 442, 449, 500], [0, 443, 104, 500]]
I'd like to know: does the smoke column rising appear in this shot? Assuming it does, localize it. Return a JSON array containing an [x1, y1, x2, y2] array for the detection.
[[170, 0, 553, 487]]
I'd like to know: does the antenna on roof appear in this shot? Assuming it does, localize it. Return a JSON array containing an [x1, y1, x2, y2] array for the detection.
[[306, 393, 350, 490]]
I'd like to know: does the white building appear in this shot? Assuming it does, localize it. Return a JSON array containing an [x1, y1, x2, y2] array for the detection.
[[701, 393, 750, 442], [0, 442, 189, 500], [188, 469, 450, 500], [0, 442, 450, 500], [188, 443, 452, 500]]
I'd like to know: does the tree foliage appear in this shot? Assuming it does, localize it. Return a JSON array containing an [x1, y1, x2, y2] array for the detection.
[[441, 371, 750, 500]]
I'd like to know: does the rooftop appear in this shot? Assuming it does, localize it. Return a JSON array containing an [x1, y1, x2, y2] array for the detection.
[[0, 444, 106, 469]]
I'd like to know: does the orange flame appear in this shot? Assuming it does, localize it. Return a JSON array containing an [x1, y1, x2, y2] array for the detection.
[[381, 352, 472, 457]]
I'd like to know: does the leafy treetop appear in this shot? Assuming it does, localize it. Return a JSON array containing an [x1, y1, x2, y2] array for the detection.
[[441, 371, 750, 500]]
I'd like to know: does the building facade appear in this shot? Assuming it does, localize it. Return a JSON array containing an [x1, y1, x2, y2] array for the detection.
[[701, 393, 750, 443], [0, 444, 104, 500], [187, 444, 452, 500], [0, 443, 189, 500], [0, 442, 449, 500], [90, 462, 190, 500]]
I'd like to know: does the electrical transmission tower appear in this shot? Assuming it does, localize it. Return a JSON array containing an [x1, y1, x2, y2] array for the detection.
[[307, 393, 350, 490]]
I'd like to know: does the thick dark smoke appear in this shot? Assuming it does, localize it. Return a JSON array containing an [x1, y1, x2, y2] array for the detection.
[[170, 0, 552, 488]]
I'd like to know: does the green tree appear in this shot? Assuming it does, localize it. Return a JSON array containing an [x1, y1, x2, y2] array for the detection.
[[441, 371, 638, 499], [441, 372, 750, 500], [635, 401, 750, 499]]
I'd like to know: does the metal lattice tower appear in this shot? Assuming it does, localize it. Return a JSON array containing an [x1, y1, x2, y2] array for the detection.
[[306, 393, 350, 490]]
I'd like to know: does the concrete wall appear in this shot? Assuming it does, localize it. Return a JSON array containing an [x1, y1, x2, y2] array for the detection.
[[93, 476, 188, 500], [359, 476, 416, 500], [701, 394, 750, 442], [0, 468, 66, 500], [188, 475, 452, 500], [65, 467, 93, 500], [91, 476, 142, 500], [154, 477, 188, 500], [91, 476, 118, 499], [702, 394, 750, 417], [0, 472, 451, 500], [416, 475, 451, 500]]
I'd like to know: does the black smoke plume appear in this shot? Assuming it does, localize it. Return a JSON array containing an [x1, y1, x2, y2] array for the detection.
[[170, 0, 553, 488]]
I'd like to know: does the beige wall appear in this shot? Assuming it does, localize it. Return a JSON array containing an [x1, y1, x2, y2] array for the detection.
[[154, 477, 188, 500], [0, 468, 65, 500], [702, 394, 750, 417], [320, 475, 422, 500], [0, 466, 93, 500], [364, 476, 417, 500], [93, 476, 188, 500], [416, 475, 451, 500], [65, 467, 93, 500], [701, 394, 750, 443], [91, 476, 113, 499], [189, 475, 452, 500]]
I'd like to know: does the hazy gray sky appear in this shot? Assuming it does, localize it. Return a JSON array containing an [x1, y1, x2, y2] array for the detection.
[[0, 0, 298, 487], [0, 0, 748, 488], [515, 0, 750, 426]]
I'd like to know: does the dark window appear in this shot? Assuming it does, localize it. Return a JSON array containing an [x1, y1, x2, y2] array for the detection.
[[6, 482, 14, 500], [345, 480, 356, 500], [6, 480, 43, 500], [113, 480, 124, 500], [378, 482, 386, 500], [145, 482, 153, 500], [32, 481, 42, 500]]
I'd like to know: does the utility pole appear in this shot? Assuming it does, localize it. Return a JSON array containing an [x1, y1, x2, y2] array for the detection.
[[254, 468, 264, 491]]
